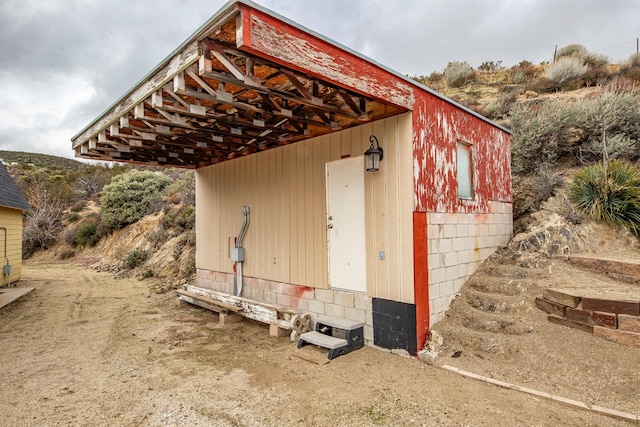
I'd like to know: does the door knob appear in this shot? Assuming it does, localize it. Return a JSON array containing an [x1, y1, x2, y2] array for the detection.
[[328, 224, 333, 229]]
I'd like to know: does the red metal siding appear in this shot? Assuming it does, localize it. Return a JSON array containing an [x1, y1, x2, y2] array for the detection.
[[236, 4, 414, 110], [413, 211, 430, 350], [412, 91, 511, 213]]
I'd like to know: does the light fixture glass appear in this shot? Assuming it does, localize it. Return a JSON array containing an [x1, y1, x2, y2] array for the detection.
[[364, 135, 383, 172]]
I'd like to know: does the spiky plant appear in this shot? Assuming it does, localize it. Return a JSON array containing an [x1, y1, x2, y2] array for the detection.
[[568, 160, 640, 234]]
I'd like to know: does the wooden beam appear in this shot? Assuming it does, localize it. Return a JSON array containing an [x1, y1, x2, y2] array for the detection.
[[209, 45, 246, 81], [282, 69, 312, 100]]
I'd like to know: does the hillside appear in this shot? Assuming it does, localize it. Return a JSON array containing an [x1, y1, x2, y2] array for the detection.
[[0, 150, 87, 171]]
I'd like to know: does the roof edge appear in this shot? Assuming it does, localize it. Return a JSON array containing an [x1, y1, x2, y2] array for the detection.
[[71, 0, 241, 143], [238, 1, 511, 134], [72, 0, 510, 145]]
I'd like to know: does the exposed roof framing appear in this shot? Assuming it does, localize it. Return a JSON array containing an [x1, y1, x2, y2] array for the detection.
[[72, 6, 403, 168]]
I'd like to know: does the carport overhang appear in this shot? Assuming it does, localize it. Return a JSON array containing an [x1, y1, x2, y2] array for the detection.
[[71, 0, 415, 168]]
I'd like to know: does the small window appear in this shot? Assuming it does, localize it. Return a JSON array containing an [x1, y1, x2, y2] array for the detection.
[[457, 141, 474, 199]]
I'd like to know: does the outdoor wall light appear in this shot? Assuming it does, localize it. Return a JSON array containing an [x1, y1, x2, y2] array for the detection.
[[364, 135, 384, 172]]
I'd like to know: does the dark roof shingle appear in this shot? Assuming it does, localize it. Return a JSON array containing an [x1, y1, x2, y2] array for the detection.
[[0, 164, 32, 212]]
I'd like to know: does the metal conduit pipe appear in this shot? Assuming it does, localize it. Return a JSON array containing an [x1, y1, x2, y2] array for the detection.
[[233, 206, 250, 297], [1, 227, 10, 288]]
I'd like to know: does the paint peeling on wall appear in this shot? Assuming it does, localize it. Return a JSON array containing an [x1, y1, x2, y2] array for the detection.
[[238, 6, 415, 110], [412, 91, 511, 213]]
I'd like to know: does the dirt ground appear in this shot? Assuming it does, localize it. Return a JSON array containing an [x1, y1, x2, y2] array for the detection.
[[0, 258, 637, 426]]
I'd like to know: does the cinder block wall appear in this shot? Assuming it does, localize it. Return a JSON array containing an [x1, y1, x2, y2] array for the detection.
[[196, 271, 374, 343], [427, 201, 513, 326]]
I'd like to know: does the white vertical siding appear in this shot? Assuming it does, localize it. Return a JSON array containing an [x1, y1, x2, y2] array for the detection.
[[196, 113, 415, 303]]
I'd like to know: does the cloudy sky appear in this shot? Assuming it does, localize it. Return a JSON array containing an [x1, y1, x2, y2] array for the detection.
[[1, 0, 639, 160]]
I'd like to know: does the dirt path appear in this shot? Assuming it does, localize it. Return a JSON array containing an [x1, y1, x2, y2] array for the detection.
[[0, 263, 632, 426]]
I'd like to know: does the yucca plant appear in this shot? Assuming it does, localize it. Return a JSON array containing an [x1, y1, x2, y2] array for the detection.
[[568, 160, 640, 234]]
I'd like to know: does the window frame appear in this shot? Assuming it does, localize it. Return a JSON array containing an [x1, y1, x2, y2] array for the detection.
[[456, 141, 474, 200]]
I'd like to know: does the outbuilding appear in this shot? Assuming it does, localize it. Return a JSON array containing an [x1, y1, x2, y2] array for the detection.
[[0, 164, 32, 286], [72, 0, 512, 355]]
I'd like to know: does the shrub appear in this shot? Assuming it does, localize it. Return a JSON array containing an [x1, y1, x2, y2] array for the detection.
[[142, 269, 154, 279], [508, 101, 574, 174], [444, 61, 474, 87], [568, 160, 640, 234], [70, 201, 87, 213], [509, 83, 640, 174], [75, 222, 98, 246], [621, 53, 640, 82], [556, 44, 588, 59], [625, 53, 640, 67], [583, 53, 609, 68], [582, 65, 611, 87], [67, 211, 80, 223], [165, 171, 195, 205], [478, 60, 503, 72], [59, 250, 76, 260], [546, 57, 587, 84], [145, 228, 169, 249], [125, 250, 148, 269], [483, 92, 518, 120], [64, 228, 77, 246], [576, 84, 640, 163], [525, 78, 560, 94], [162, 205, 196, 231], [100, 170, 172, 229], [531, 164, 564, 202]]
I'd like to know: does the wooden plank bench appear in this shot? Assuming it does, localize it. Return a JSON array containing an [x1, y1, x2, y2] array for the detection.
[[177, 285, 298, 335]]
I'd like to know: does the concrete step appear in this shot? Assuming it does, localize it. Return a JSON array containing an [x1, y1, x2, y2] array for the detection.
[[465, 289, 533, 315], [461, 310, 534, 335], [466, 276, 528, 296]]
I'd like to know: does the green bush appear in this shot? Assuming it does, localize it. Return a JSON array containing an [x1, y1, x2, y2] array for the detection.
[[576, 85, 640, 162], [568, 160, 640, 234], [546, 57, 587, 84], [125, 250, 148, 269], [508, 101, 574, 174], [75, 222, 98, 246], [444, 61, 474, 87], [509, 83, 640, 174], [100, 170, 172, 229], [162, 205, 195, 231]]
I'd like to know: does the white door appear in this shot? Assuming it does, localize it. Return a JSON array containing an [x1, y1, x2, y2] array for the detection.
[[326, 156, 366, 293]]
